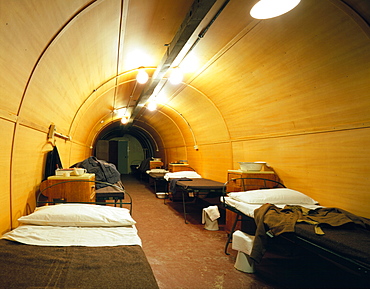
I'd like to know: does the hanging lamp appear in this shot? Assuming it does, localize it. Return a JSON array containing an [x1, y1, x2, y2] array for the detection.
[[250, 0, 301, 19], [169, 67, 183, 85], [147, 101, 157, 111], [136, 67, 149, 84]]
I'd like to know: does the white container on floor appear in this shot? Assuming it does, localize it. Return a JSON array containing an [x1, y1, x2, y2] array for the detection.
[[202, 206, 219, 231], [232, 230, 255, 273]]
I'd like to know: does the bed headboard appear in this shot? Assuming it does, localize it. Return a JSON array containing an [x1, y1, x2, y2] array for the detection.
[[221, 177, 286, 210], [222, 177, 286, 195]]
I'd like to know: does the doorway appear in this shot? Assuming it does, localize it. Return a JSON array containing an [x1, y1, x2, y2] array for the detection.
[[95, 135, 145, 174]]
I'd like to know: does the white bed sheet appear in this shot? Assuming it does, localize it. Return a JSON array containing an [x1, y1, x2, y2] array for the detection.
[[146, 169, 169, 174], [1, 224, 142, 247], [223, 196, 321, 218], [164, 171, 202, 181]]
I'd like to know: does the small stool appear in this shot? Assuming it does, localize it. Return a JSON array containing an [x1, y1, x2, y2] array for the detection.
[[232, 230, 255, 273]]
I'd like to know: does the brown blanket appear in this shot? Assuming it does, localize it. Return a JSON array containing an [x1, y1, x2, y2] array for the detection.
[[251, 204, 370, 263], [0, 239, 159, 289]]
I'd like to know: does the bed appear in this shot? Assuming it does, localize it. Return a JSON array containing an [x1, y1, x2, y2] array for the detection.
[[146, 169, 169, 194], [0, 181, 159, 289], [222, 178, 370, 282], [161, 171, 224, 223]]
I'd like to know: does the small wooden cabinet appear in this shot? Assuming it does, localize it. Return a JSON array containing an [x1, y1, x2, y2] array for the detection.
[[150, 161, 163, 169], [226, 170, 280, 192], [41, 174, 96, 203], [225, 170, 280, 234], [168, 163, 191, 172]]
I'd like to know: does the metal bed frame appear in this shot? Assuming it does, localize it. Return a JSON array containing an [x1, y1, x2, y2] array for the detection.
[[221, 177, 370, 280], [222, 177, 285, 254], [173, 179, 224, 223]]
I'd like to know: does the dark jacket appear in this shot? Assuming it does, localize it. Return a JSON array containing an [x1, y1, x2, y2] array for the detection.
[[44, 146, 63, 180], [251, 203, 370, 263], [72, 156, 121, 189]]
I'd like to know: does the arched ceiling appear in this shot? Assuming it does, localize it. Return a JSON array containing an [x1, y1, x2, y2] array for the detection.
[[1, 0, 369, 152]]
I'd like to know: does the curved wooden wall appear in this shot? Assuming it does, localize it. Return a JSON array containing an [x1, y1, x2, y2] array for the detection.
[[0, 0, 369, 232]]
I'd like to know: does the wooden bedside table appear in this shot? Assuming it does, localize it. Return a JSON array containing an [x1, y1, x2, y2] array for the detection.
[[41, 173, 96, 203]]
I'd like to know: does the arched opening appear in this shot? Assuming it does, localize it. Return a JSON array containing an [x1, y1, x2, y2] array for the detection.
[[92, 121, 162, 174]]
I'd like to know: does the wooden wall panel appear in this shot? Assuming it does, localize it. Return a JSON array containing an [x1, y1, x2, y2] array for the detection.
[[1, 0, 369, 233], [0, 121, 14, 234], [232, 127, 370, 218], [0, 0, 87, 114], [70, 82, 117, 145], [191, 0, 370, 140], [68, 142, 91, 167], [193, 142, 232, 182], [18, 0, 121, 133], [164, 147, 188, 166], [118, 0, 194, 72], [167, 86, 229, 145], [11, 126, 57, 227], [143, 112, 187, 149]]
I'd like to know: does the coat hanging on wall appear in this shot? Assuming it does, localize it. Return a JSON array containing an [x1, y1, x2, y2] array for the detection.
[[44, 146, 63, 180]]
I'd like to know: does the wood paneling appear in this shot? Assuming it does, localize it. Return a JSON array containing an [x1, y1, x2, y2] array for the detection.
[[167, 85, 229, 145], [11, 126, 58, 228], [0, 0, 369, 234], [0, 121, 14, 234], [0, 0, 88, 113], [192, 142, 232, 182], [232, 127, 370, 218]]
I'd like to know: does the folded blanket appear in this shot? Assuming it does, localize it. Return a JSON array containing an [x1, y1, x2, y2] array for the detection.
[[169, 178, 192, 193]]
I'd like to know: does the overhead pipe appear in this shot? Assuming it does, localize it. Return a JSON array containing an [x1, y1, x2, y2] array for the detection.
[[126, 0, 220, 126]]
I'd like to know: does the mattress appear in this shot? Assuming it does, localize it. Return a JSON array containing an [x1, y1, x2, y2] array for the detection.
[[176, 178, 224, 190], [164, 171, 202, 180], [2, 224, 141, 247], [0, 203, 159, 288], [0, 239, 159, 289], [223, 196, 321, 217], [223, 196, 370, 276]]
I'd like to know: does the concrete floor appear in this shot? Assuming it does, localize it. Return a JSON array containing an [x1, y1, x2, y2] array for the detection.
[[121, 175, 367, 289]]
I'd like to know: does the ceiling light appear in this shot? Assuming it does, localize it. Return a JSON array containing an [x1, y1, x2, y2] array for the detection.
[[136, 68, 149, 84], [114, 108, 127, 118], [147, 102, 157, 111], [121, 116, 129, 124], [181, 53, 199, 73], [250, 0, 301, 19], [169, 67, 183, 85]]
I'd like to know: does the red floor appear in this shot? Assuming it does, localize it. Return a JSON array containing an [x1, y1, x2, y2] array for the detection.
[[121, 175, 368, 289]]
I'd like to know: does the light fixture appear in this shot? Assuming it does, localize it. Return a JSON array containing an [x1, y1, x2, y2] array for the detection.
[[114, 108, 127, 118], [121, 116, 129, 124], [136, 67, 149, 84], [147, 101, 157, 111], [250, 0, 301, 19], [169, 67, 183, 85]]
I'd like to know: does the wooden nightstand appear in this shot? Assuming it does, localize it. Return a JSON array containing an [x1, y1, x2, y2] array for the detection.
[[168, 163, 191, 172], [41, 173, 96, 203], [150, 161, 163, 169]]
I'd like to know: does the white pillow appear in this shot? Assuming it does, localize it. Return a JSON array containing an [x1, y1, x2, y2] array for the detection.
[[228, 188, 318, 205], [18, 203, 136, 227]]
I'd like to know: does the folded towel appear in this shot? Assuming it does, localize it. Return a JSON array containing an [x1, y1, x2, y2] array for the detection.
[[202, 205, 220, 223]]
